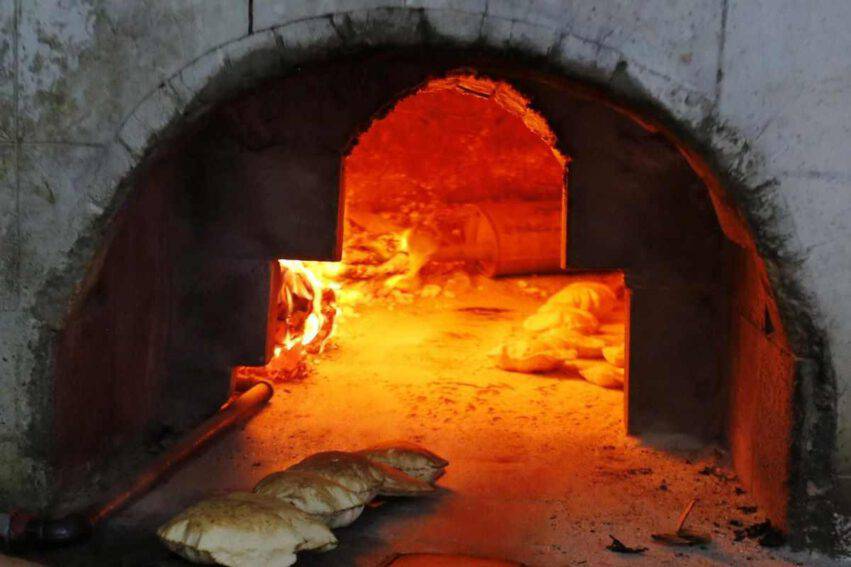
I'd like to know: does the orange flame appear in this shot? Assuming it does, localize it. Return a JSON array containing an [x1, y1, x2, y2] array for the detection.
[[275, 259, 340, 354]]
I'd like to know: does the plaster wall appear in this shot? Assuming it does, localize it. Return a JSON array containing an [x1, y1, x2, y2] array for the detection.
[[0, 0, 848, 546]]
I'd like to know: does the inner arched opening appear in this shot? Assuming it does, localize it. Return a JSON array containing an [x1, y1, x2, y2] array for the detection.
[[235, 77, 630, 446]]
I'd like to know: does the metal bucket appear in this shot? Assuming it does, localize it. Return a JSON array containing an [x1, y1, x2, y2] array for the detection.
[[472, 201, 564, 276], [404, 200, 564, 277]]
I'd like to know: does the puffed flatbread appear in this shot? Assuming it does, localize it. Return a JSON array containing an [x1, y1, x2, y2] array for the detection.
[[525, 305, 599, 333], [156, 492, 336, 566], [490, 340, 566, 373], [357, 441, 449, 484], [537, 328, 606, 358], [288, 451, 434, 498], [545, 282, 617, 317], [579, 362, 625, 389], [254, 470, 367, 528], [602, 344, 625, 368]]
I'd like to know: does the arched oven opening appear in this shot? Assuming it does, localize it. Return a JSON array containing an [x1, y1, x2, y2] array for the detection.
[[46, 51, 800, 561]]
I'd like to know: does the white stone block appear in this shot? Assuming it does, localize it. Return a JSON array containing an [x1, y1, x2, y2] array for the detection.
[[331, 8, 426, 46], [479, 15, 513, 50], [254, 0, 405, 31], [420, 8, 482, 44], [86, 141, 135, 207], [405, 0, 486, 11], [118, 86, 181, 159], [274, 17, 343, 54], [508, 20, 559, 57], [720, 0, 851, 139]]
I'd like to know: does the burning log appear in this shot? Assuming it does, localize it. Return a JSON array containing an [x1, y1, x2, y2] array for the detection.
[[276, 260, 338, 353]]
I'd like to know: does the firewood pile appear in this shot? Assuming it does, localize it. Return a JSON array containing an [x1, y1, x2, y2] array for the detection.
[[157, 442, 448, 566], [491, 278, 627, 389], [328, 206, 488, 302]]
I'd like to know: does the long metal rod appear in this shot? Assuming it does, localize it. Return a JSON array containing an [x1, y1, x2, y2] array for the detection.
[[2, 380, 273, 548], [87, 381, 273, 525]]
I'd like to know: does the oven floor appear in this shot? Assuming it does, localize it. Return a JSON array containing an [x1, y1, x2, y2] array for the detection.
[[18, 276, 826, 566]]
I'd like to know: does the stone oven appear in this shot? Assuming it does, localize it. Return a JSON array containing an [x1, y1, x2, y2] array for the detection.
[[0, 1, 847, 561]]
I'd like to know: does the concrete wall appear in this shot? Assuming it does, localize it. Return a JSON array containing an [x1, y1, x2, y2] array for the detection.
[[0, 0, 848, 549]]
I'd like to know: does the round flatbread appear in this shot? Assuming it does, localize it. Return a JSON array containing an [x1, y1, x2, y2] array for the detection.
[[538, 328, 606, 358], [490, 340, 565, 373], [602, 344, 625, 368], [157, 492, 336, 567], [254, 470, 367, 528], [579, 362, 625, 389], [357, 441, 449, 484], [545, 282, 617, 317], [525, 305, 599, 333], [288, 451, 433, 498], [287, 451, 382, 501]]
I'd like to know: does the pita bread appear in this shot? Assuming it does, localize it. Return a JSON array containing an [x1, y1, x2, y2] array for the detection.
[[602, 344, 625, 368], [287, 451, 382, 501], [254, 470, 367, 528], [358, 441, 449, 484], [156, 492, 336, 566], [579, 362, 625, 389], [288, 451, 434, 498], [599, 322, 626, 335], [490, 340, 565, 373], [545, 282, 617, 317], [561, 357, 601, 372], [378, 462, 438, 496], [525, 305, 598, 333], [521, 308, 561, 332], [595, 333, 626, 347], [538, 328, 606, 358]]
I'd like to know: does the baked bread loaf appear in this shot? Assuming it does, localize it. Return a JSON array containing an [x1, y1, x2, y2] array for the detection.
[[378, 462, 437, 496], [579, 362, 625, 389], [357, 441, 449, 484], [156, 492, 336, 566], [287, 451, 381, 501], [490, 339, 566, 373], [537, 328, 606, 358], [525, 305, 599, 334], [288, 451, 433, 498], [602, 344, 625, 368], [545, 282, 617, 317], [254, 470, 367, 528]]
